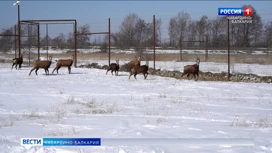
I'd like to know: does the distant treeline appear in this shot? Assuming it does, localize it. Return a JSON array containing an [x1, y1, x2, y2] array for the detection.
[[0, 4, 271, 52]]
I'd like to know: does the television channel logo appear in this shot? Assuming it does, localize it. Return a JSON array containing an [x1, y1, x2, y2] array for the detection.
[[21, 138, 43, 146], [218, 7, 253, 24], [21, 138, 101, 147], [218, 7, 252, 16]]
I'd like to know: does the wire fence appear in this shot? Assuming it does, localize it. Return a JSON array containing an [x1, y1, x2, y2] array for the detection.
[[1, 15, 272, 77]]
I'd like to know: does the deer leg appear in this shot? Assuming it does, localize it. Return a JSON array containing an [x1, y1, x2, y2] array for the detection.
[[46, 69, 50, 75], [56, 67, 60, 74], [29, 68, 35, 75], [187, 73, 190, 80], [68, 67, 71, 74], [145, 72, 149, 79], [114, 70, 117, 76], [52, 68, 56, 74], [35, 68, 39, 75], [128, 73, 133, 79], [11, 63, 15, 69], [106, 69, 109, 75]]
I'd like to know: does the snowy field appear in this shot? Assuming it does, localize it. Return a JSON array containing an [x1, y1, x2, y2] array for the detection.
[[0, 63, 272, 153]]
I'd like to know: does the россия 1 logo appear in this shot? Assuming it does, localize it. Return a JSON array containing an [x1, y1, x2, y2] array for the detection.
[[218, 7, 253, 23], [218, 7, 252, 16]]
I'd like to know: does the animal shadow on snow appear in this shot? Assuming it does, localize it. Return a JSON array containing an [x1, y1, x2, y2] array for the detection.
[[40, 73, 58, 76], [39, 72, 84, 76], [116, 73, 129, 76], [69, 72, 84, 75]]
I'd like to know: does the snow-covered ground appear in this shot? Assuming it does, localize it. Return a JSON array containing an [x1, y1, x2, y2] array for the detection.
[[0, 63, 272, 153]]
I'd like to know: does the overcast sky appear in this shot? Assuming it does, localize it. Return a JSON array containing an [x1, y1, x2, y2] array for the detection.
[[1, 1, 272, 39]]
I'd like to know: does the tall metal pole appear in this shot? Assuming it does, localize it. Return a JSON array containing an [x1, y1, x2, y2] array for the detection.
[[74, 21, 77, 68], [267, 39, 269, 63], [153, 15, 156, 70], [108, 18, 111, 65], [28, 24, 30, 66], [37, 24, 40, 60], [46, 24, 48, 60], [205, 35, 208, 62], [180, 40, 182, 61], [227, 19, 230, 81], [18, 1, 21, 57], [14, 25, 17, 58]]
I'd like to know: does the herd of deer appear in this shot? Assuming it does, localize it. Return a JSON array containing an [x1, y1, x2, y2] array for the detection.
[[12, 54, 200, 80], [106, 56, 149, 80], [12, 55, 74, 76], [106, 56, 200, 80]]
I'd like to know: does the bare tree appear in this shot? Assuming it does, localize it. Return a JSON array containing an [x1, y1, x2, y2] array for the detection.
[[113, 13, 158, 50], [77, 24, 91, 49], [135, 19, 148, 47], [112, 33, 124, 49], [251, 10, 263, 47], [230, 5, 262, 47], [168, 11, 191, 48], [264, 21, 272, 46], [210, 16, 227, 48], [0, 27, 14, 52], [20, 24, 38, 50], [155, 18, 162, 46], [168, 18, 177, 47], [52, 33, 66, 49], [40, 35, 51, 49], [66, 32, 74, 49], [100, 35, 108, 53], [196, 15, 209, 42], [134, 19, 155, 48], [119, 13, 140, 48], [187, 20, 197, 46]]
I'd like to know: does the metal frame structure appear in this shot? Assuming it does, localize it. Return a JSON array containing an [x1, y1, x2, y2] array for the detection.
[[19, 19, 111, 67], [20, 19, 77, 66], [22, 22, 39, 66], [153, 15, 156, 70], [76, 18, 111, 65], [227, 19, 230, 80]]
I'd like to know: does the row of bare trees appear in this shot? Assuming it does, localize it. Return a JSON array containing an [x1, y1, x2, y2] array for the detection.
[[0, 5, 272, 52], [112, 13, 162, 50], [167, 5, 269, 49], [115, 5, 271, 49], [0, 24, 92, 52], [39, 24, 92, 50]]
